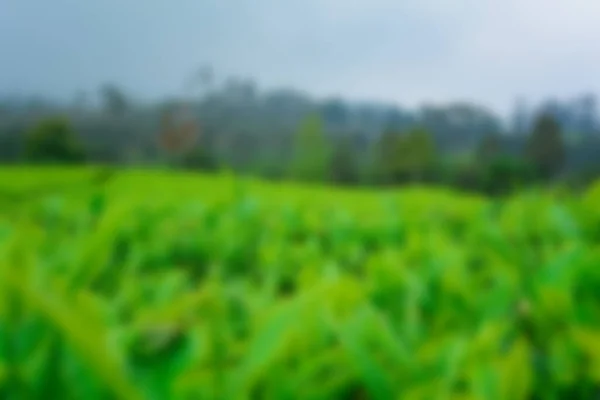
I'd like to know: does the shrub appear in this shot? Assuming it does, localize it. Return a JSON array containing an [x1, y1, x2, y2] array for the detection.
[[24, 116, 85, 164]]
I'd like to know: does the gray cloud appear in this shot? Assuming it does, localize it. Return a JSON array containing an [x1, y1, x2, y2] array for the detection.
[[2, 0, 600, 115]]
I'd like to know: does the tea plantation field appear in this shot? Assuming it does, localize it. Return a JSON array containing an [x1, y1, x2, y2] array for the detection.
[[2, 166, 600, 399]]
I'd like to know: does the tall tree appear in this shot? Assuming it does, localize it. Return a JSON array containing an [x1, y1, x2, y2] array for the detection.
[[289, 114, 330, 181], [396, 127, 436, 181], [329, 136, 359, 184], [511, 97, 529, 136], [372, 127, 437, 184], [320, 99, 348, 128], [477, 132, 502, 164], [0, 125, 23, 163], [157, 105, 200, 165], [526, 113, 566, 179], [372, 129, 401, 184], [576, 93, 597, 135], [99, 84, 129, 117]]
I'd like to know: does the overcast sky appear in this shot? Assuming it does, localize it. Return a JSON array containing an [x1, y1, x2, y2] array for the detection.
[[2, 0, 600, 116]]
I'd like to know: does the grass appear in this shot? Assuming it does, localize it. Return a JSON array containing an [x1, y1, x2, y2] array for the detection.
[[1, 166, 600, 399]]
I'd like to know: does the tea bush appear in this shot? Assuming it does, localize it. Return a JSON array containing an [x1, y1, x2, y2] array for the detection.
[[1, 167, 600, 399]]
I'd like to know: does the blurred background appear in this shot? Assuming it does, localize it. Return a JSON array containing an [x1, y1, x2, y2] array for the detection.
[[2, 0, 600, 192], [5, 2, 600, 399]]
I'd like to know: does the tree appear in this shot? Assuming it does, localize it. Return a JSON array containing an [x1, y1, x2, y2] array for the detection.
[[442, 158, 484, 192], [320, 99, 348, 127], [371, 127, 437, 184], [397, 127, 436, 181], [475, 133, 537, 194], [526, 113, 566, 179], [511, 97, 529, 136], [329, 136, 360, 184], [157, 106, 201, 166], [99, 84, 129, 117], [0, 122, 25, 163], [227, 131, 258, 171], [180, 146, 219, 171], [575, 93, 597, 135], [24, 116, 85, 163], [477, 132, 502, 164], [384, 107, 413, 132], [289, 114, 330, 181], [371, 129, 401, 184], [482, 156, 535, 195]]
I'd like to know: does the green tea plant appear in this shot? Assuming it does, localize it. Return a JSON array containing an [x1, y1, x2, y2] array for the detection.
[[1, 167, 600, 399]]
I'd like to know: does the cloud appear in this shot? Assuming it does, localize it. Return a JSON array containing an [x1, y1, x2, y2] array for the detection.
[[2, 0, 600, 115]]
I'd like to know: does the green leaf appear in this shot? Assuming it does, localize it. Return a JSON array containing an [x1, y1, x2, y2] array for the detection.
[[229, 296, 304, 396], [334, 307, 395, 400], [502, 337, 532, 400], [572, 327, 600, 381], [0, 362, 7, 386], [5, 272, 144, 400]]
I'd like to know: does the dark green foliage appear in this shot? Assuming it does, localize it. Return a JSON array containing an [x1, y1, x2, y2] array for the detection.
[[251, 156, 287, 181], [0, 82, 600, 190], [24, 117, 85, 164], [372, 127, 436, 184], [0, 127, 23, 163], [371, 129, 400, 184], [2, 83, 600, 193], [477, 132, 502, 163], [396, 127, 437, 182], [482, 157, 536, 195], [441, 159, 484, 192], [329, 137, 360, 184], [526, 113, 566, 180], [475, 134, 537, 195], [289, 114, 330, 182], [179, 146, 219, 171]]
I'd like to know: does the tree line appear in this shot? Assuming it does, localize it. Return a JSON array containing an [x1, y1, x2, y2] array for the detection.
[[1, 78, 599, 195]]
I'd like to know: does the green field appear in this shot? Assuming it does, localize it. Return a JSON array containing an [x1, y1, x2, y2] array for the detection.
[[2, 167, 600, 399]]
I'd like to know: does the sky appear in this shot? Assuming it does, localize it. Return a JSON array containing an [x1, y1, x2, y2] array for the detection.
[[2, 0, 600, 117]]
